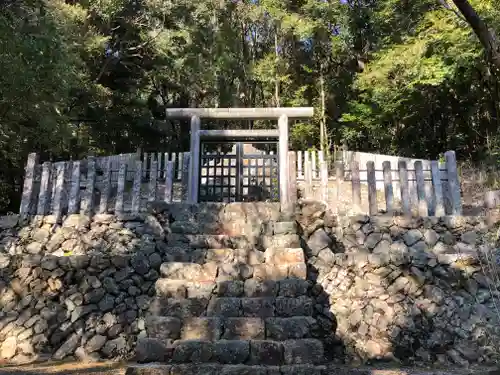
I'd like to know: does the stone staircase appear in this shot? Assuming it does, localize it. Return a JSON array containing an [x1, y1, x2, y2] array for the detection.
[[127, 203, 326, 374]]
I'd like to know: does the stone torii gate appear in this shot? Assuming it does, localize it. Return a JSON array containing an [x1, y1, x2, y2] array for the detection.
[[164, 107, 314, 206]]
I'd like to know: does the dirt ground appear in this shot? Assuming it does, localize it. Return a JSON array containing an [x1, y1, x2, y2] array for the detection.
[[0, 361, 125, 375], [0, 362, 495, 375]]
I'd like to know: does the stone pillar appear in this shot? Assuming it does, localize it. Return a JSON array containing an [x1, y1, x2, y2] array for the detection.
[[188, 115, 201, 203], [278, 114, 289, 208]]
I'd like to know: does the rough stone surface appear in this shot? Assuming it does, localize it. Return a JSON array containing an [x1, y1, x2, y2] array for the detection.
[[297, 200, 500, 366], [4, 201, 500, 369]]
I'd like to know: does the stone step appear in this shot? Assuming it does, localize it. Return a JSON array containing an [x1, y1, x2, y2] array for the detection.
[[161, 247, 305, 266], [159, 256, 306, 283], [149, 296, 314, 318], [155, 279, 310, 299], [162, 248, 265, 265], [127, 364, 328, 375], [168, 220, 298, 237], [135, 338, 324, 365], [146, 316, 318, 341], [166, 233, 300, 251]]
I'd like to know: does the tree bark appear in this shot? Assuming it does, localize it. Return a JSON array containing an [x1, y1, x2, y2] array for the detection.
[[451, 0, 500, 69]]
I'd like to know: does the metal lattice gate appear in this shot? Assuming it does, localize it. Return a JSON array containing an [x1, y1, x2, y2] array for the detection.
[[198, 140, 279, 202]]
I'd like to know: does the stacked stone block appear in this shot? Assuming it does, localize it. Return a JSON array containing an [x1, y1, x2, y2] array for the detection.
[[132, 203, 326, 374]]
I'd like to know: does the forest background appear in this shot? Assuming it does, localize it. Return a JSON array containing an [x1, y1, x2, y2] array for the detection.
[[1, 0, 499, 213]]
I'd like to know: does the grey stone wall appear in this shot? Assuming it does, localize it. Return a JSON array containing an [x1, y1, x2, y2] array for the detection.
[[0, 213, 168, 364], [0, 202, 289, 364], [1, 200, 500, 367], [297, 200, 500, 366]]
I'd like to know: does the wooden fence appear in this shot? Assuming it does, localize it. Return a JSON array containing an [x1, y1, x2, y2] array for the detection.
[[18, 149, 462, 219]]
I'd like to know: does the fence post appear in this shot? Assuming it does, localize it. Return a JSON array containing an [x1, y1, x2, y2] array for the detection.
[[115, 160, 127, 215], [304, 151, 312, 198], [182, 152, 191, 202], [319, 151, 328, 202], [36, 162, 51, 216], [278, 114, 289, 207], [414, 161, 428, 216], [189, 116, 201, 203], [178, 152, 184, 181], [149, 159, 158, 203], [382, 161, 394, 214], [99, 158, 112, 214], [20, 153, 39, 219], [311, 150, 317, 180], [398, 161, 410, 215], [165, 160, 174, 203], [157, 152, 163, 178], [53, 162, 66, 222], [431, 160, 445, 216], [81, 157, 96, 216], [351, 160, 361, 214], [367, 161, 377, 215], [142, 152, 148, 179], [335, 161, 344, 214], [131, 160, 142, 214], [288, 151, 297, 205], [68, 161, 81, 214], [445, 150, 462, 215], [297, 151, 303, 179]]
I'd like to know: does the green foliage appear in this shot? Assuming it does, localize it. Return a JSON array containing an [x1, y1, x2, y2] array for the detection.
[[1, 0, 500, 213]]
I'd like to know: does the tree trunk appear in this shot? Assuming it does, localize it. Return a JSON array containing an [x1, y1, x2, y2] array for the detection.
[[451, 0, 500, 69]]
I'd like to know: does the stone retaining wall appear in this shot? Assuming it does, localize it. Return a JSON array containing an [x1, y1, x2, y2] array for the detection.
[[298, 200, 500, 366], [0, 202, 288, 364], [1, 200, 500, 367]]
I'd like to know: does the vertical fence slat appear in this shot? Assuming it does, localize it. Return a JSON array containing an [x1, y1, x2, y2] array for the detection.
[[431, 160, 445, 216], [165, 160, 174, 203], [288, 151, 298, 204], [178, 152, 184, 181], [81, 157, 96, 216], [304, 151, 312, 198], [367, 161, 377, 215], [335, 161, 344, 214], [99, 158, 112, 214], [68, 161, 81, 214], [383, 161, 394, 214], [53, 162, 66, 221], [319, 151, 328, 201], [131, 160, 142, 214], [398, 161, 410, 215], [157, 152, 163, 178], [142, 152, 148, 179], [181, 152, 190, 201], [351, 161, 361, 213], [171, 153, 177, 180], [414, 161, 428, 216], [115, 160, 127, 215], [445, 150, 462, 215], [149, 160, 158, 202], [163, 152, 169, 181], [37, 162, 51, 216], [297, 151, 303, 179], [311, 150, 317, 180], [20, 153, 39, 219]]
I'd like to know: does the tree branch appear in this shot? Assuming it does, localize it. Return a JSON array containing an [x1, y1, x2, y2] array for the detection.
[[451, 0, 500, 69]]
